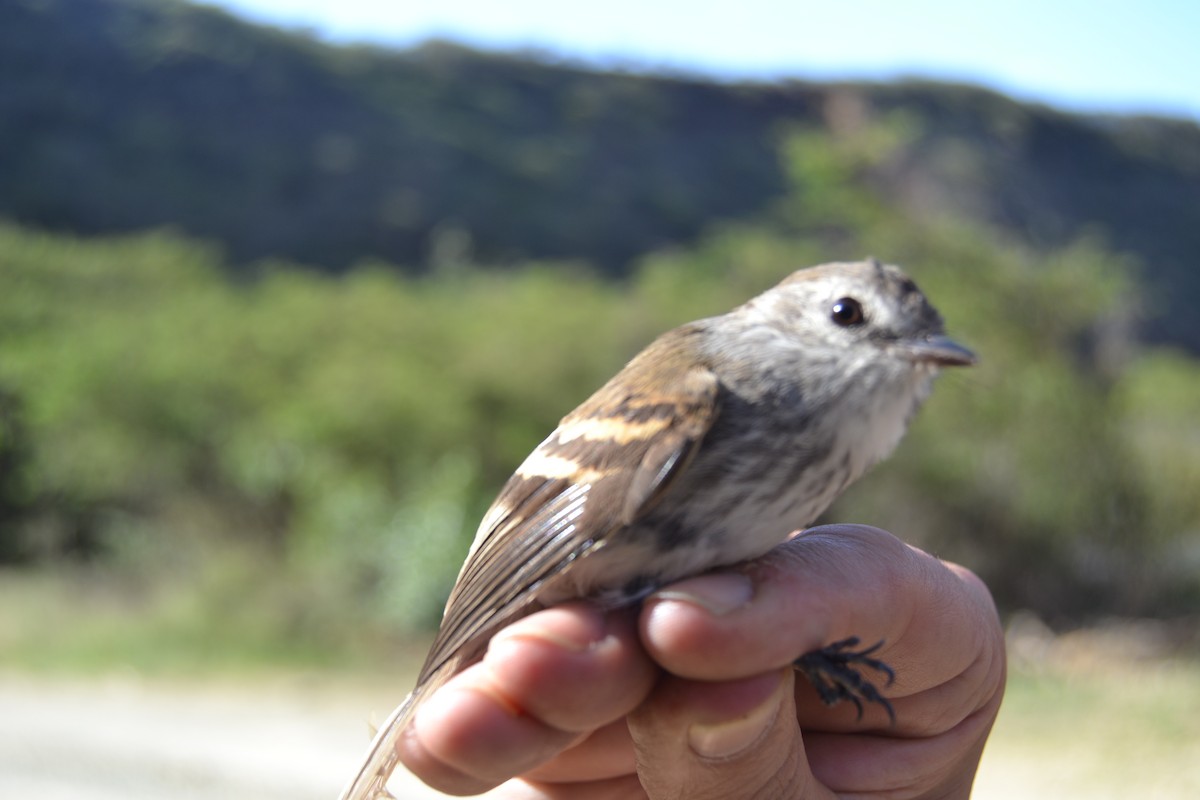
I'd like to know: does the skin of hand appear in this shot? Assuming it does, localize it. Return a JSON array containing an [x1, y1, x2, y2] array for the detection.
[[397, 524, 1007, 799]]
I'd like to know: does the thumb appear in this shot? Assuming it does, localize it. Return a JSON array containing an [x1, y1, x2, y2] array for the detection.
[[627, 669, 829, 800]]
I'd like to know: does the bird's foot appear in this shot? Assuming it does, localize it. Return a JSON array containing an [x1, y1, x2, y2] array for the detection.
[[793, 636, 896, 723]]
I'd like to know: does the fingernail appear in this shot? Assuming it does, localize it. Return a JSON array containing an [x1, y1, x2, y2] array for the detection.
[[489, 606, 607, 654], [654, 572, 753, 616], [687, 678, 784, 759]]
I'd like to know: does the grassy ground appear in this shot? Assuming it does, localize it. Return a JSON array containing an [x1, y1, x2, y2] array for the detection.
[[975, 620, 1200, 799], [977, 663, 1200, 798]]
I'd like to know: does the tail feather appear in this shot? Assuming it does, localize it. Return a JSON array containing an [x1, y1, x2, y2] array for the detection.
[[337, 660, 458, 800], [336, 692, 416, 800]]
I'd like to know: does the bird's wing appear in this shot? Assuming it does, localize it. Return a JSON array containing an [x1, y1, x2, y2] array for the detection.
[[415, 363, 722, 685]]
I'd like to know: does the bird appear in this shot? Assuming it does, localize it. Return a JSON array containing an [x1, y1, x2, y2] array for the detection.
[[337, 258, 975, 799]]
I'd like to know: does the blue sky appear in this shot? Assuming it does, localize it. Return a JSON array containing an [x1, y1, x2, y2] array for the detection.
[[204, 0, 1200, 120]]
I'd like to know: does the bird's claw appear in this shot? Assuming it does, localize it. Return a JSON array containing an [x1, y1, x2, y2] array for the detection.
[[793, 636, 896, 723]]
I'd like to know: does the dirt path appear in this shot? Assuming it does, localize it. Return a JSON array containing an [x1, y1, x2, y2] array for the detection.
[[0, 672, 447, 800]]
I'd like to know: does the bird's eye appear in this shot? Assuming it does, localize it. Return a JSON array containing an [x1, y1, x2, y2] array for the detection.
[[831, 297, 865, 326]]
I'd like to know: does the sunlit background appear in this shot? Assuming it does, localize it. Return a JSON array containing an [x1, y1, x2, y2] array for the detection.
[[1, 0, 1197, 797], [210, 0, 1200, 119]]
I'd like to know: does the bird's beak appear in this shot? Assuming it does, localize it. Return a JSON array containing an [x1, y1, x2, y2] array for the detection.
[[901, 335, 976, 367]]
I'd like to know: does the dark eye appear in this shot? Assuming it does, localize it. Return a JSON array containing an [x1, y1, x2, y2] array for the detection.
[[831, 297, 865, 326]]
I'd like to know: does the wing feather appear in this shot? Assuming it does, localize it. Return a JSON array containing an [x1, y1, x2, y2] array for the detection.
[[415, 349, 722, 686], [416, 479, 597, 682]]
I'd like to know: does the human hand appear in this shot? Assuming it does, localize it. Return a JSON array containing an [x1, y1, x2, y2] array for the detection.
[[397, 524, 1006, 799]]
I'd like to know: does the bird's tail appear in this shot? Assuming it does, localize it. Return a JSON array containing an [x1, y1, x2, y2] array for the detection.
[[336, 691, 416, 800], [337, 660, 457, 800]]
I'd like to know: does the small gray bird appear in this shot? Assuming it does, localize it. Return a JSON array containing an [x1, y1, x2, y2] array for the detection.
[[338, 258, 974, 799]]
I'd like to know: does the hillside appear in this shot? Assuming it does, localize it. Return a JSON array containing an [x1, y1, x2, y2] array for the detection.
[[2, 0, 1199, 349]]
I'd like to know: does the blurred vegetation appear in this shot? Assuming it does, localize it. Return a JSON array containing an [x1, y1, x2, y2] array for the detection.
[[4, 0, 1200, 350], [1, 118, 1197, 670]]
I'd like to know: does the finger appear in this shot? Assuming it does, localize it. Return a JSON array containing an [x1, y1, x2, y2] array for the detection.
[[791, 553, 1005, 734], [522, 718, 636, 783], [485, 603, 659, 732], [802, 689, 1002, 796], [642, 524, 1003, 732], [481, 774, 646, 800], [400, 603, 658, 795], [641, 525, 914, 680], [628, 668, 832, 800]]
